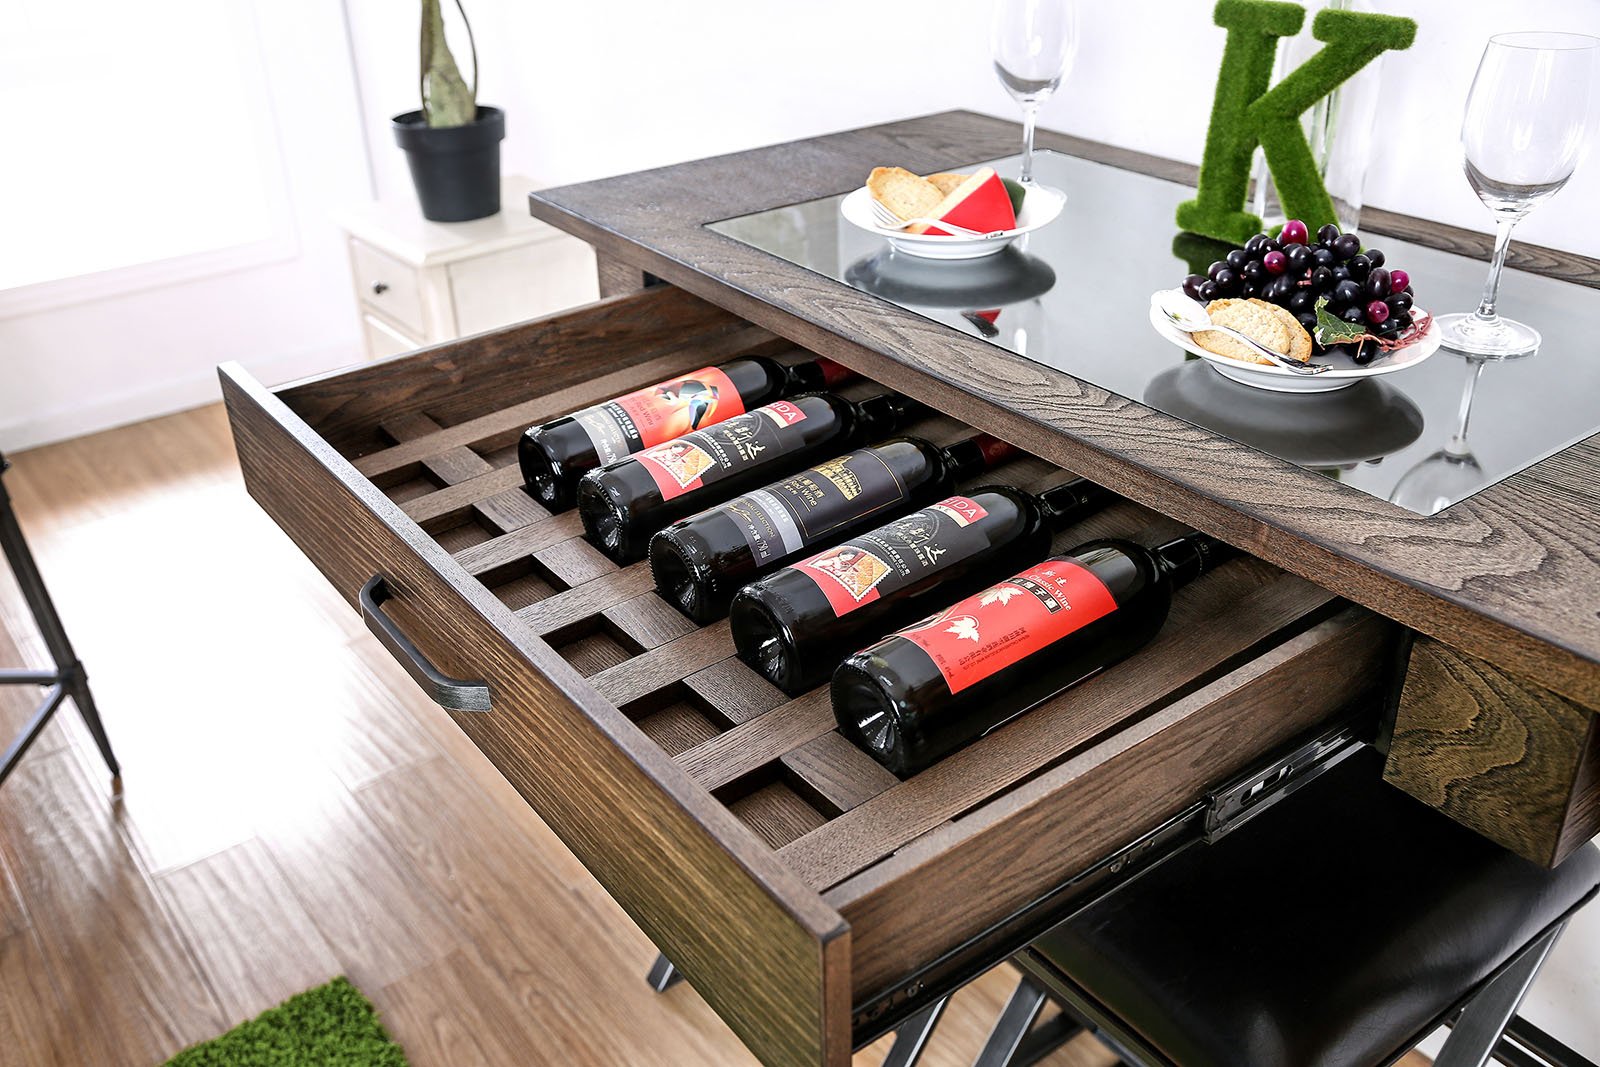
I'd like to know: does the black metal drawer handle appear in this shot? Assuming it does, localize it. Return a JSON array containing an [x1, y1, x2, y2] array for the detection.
[[360, 576, 490, 712]]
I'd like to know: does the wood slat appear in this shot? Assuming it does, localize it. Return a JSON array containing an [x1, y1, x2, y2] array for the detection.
[[454, 511, 586, 575], [590, 620, 737, 707], [518, 567, 657, 635], [782, 733, 900, 814], [402, 464, 525, 526], [679, 691, 837, 791], [778, 573, 1335, 890], [382, 412, 549, 535]]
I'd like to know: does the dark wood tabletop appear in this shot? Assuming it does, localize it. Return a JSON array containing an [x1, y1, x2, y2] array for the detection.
[[527, 110, 1600, 710]]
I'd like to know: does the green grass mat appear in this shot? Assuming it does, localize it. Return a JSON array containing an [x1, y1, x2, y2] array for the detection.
[[165, 977, 409, 1067]]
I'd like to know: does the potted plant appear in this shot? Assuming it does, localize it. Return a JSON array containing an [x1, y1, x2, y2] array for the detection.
[[392, 0, 504, 221]]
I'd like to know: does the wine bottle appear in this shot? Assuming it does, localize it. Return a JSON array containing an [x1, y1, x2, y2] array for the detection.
[[578, 391, 924, 564], [651, 435, 1018, 625], [519, 355, 851, 511], [833, 532, 1236, 776], [731, 478, 1113, 695]]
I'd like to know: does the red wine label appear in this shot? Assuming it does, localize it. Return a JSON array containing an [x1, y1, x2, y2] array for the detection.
[[892, 559, 1117, 694], [633, 400, 809, 501], [572, 366, 743, 465], [792, 495, 992, 618], [721, 450, 908, 566]]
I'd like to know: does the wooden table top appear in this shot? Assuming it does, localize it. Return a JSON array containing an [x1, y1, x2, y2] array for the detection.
[[528, 110, 1600, 708]]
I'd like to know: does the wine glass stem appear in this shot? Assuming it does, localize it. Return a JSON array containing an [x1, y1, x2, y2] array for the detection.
[[1020, 103, 1039, 183], [1474, 215, 1518, 323]]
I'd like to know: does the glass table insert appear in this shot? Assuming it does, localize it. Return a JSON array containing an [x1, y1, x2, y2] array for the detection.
[[709, 150, 1600, 516]]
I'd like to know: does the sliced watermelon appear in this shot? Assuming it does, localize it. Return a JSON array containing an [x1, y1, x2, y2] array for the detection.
[[910, 167, 1017, 236]]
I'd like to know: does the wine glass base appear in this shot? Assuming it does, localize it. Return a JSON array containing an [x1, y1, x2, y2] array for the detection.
[[1436, 313, 1541, 359]]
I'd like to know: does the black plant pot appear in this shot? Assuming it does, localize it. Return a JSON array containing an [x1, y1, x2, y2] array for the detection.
[[392, 105, 505, 222]]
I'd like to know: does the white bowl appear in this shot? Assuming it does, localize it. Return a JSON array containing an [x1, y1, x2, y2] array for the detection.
[[1146, 293, 1441, 393], [840, 183, 1067, 260]]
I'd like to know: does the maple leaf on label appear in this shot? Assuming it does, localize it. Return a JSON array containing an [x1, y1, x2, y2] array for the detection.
[[946, 616, 981, 643], [979, 586, 1022, 607]]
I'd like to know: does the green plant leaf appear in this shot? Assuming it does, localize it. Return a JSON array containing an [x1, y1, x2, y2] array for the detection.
[[421, 0, 476, 128], [1312, 295, 1366, 347]]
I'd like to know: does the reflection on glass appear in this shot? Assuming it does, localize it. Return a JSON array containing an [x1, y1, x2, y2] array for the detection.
[[1390, 355, 1492, 514], [1145, 363, 1423, 476], [706, 150, 1600, 518]]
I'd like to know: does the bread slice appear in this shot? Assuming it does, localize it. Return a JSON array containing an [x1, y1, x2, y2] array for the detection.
[[867, 167, 943, 223], [1196, 299, 1299, 365], [925, 172, 970, 196]]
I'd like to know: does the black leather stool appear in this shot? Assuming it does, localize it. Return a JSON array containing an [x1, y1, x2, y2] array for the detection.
[[988, 748, 1600, 1067]]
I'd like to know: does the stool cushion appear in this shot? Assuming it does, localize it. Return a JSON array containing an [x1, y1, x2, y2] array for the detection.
[[1028, 748, 1600, 1067]]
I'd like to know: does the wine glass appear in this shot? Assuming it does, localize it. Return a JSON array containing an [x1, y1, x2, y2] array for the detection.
[[991, 0, 1078, 184], [1437, 32, 1600, 358]]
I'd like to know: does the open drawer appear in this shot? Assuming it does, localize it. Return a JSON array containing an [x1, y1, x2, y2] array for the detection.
[[220, 284, 1398, 1067]]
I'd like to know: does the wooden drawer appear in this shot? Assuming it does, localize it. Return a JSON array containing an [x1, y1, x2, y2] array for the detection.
[[350, 237, 426, 336], [220, 284, 1396, 1067]]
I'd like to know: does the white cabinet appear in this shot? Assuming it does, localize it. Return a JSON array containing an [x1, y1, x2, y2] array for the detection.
[[337, 175, 599, 357]]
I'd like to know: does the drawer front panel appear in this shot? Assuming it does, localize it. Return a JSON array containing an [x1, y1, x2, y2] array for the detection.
[[351, 238, 427, 336]]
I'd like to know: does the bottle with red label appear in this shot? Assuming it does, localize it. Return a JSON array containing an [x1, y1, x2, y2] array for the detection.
[[730, 478, 1114, 695], [650, 435, 1018, 625], [519, 355, 851, 511], [578, 391, 924, 564], [832, 531, 1236, 776]]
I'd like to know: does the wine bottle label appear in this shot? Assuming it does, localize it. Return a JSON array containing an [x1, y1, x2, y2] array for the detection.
[[791, 495, 992, 618], [892, 559, 1117, 694], [722, 451, 909, 566], [634, 400, 809, 501], [572, 366, 743, 465]]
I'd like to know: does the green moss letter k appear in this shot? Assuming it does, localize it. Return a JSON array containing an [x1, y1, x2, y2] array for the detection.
[[1176, 1, 1417, 245]]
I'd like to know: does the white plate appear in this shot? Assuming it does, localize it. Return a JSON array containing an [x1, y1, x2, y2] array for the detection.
[[1147, 293, 1441, 393], [840, 183, 1066, 260]]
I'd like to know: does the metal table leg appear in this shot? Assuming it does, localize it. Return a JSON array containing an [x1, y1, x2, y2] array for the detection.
[[1434, 922, 1566, 1067], [0, 451, 119, 786]]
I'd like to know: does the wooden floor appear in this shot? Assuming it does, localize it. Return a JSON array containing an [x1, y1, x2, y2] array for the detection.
[[0, 404, 1123, 1066]]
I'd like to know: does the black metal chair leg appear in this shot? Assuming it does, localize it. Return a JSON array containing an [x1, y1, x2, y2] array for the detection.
[[645, 952, 683, 993], [0, 453, 119, 783], [881, 997, 948, 1067], [1434, 922, 1566, 1067], [973, 976, 1051, 1067]]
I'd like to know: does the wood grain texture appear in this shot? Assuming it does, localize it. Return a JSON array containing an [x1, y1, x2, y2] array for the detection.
[[529, 109, 1600, 709], [221, 363, 853, 1067], [1385, 636, 1600, 867]]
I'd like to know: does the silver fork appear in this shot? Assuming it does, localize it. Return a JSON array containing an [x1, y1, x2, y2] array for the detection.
[[868, 199, 1005, 238]]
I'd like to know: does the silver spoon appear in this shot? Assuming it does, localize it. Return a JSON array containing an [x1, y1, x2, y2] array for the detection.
[[1153, 290, 1330, 375]]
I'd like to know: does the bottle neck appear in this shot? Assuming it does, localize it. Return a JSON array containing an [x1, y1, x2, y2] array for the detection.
[[1153, 532, 1238, 589], [941, 434, 1015, 481], [854, 392, 926, 438], [787, 357, 854, 393], [1037, 478, 1115, 529]]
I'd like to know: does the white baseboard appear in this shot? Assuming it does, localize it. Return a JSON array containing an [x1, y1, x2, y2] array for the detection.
[[0, 341, 363, 452]]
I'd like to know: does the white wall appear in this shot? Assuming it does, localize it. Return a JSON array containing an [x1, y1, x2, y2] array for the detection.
[[349, 0, 1600, 258], [0, 0, 371, 452]]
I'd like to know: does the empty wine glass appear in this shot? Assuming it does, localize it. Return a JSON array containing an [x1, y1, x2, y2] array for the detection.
[[1437, 32, 1600, 358], [991, 0, 1078, 184]]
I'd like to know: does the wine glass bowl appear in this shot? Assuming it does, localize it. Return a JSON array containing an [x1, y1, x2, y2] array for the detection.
[[1439, 32, 1600, 358], [990, 0, 1078, 183]]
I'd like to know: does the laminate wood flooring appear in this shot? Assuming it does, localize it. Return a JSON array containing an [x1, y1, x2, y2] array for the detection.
[[0, 405, 1129, 1066]]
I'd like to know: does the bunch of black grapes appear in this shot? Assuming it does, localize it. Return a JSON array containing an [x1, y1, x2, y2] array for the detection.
[[1182, 220, 1417, 364]]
